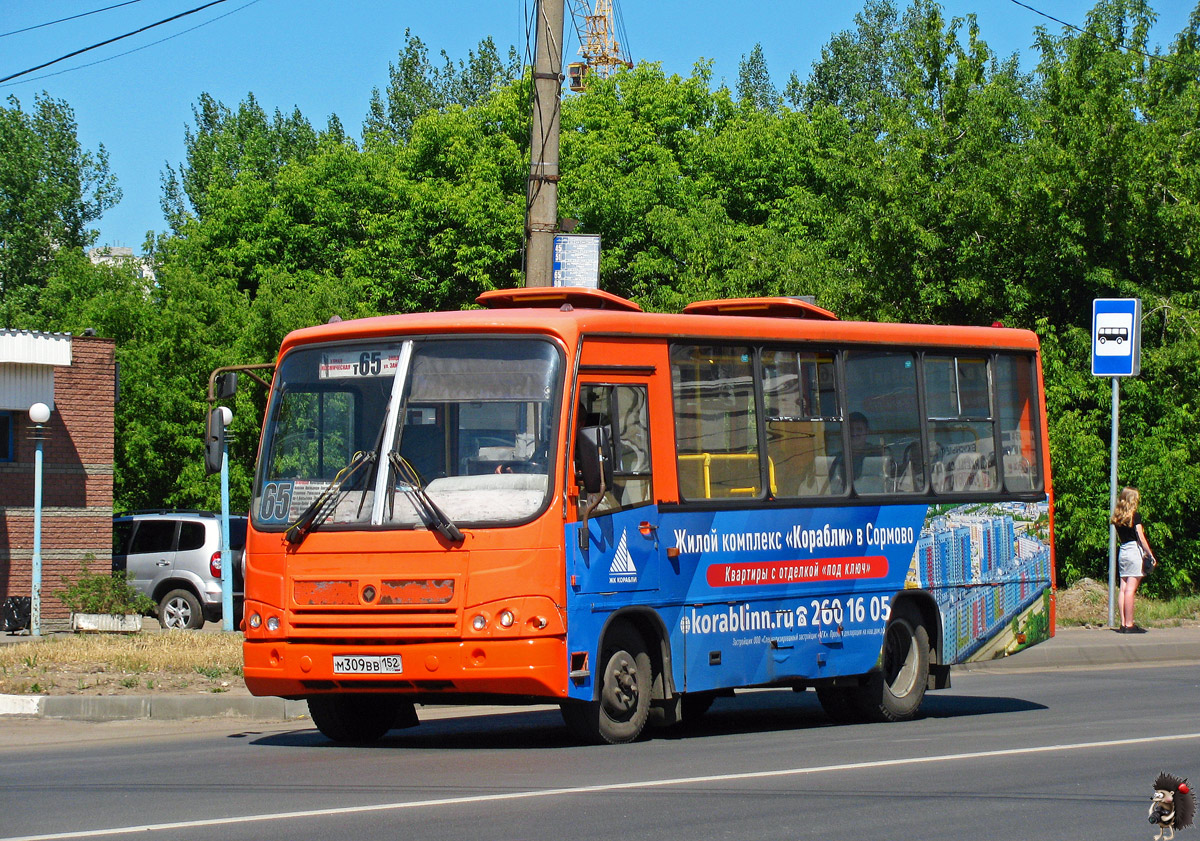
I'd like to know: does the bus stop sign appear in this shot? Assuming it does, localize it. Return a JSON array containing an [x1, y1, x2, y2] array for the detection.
[[1092, 298, 1141, 377]]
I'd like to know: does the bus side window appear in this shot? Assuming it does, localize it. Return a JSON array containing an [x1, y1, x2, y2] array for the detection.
[[761, 348, 842, 499], [843, 351, 920, 496], [670, 345, 761, 500], [995, 354, 1042, 492], [925, 355, 997, 494]]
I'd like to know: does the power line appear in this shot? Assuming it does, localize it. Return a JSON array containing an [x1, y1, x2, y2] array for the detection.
[[0, 0, 230, 84], [2, 0, 265, 88], [1, 1, 146, 39], [1007, 0, 1194, 72]]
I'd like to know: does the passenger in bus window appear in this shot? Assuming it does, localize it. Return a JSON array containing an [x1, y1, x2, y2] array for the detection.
[[830, 412, 871, 493]]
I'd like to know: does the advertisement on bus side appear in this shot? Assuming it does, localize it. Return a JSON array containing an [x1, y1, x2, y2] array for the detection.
[[565, 498, 1052, 699]]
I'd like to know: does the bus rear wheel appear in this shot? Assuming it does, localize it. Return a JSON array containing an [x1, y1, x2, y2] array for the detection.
[[561, 626, 651, 744], [307, 694, 416, 744], [855, 615, 930, 722]]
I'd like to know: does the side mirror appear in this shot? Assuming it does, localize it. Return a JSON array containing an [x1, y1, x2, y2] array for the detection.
[[577, 425, 613, 495], [205, 406, 232, 475], [216, 372, 238, 400]]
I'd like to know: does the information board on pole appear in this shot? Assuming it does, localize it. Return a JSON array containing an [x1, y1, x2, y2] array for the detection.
[[1091, 298, 1142, 377], [552, 234, 600, 288]]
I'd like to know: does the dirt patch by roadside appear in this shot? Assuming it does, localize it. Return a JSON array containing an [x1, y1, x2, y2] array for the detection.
[[0, 631, 246, 696], [1054, 577, 1200, 629], [0, 662, 247, 696], [1055, 577, 1110, 627]]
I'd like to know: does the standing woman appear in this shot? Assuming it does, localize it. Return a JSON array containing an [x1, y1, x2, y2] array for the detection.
[[1111, 486, 1157, 633]]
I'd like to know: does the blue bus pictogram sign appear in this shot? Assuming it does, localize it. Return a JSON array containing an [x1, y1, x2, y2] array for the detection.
[[1092, 298, 1141, 377]]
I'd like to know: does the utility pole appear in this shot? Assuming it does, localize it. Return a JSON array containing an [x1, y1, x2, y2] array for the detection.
[[525, 0, 565, 287]]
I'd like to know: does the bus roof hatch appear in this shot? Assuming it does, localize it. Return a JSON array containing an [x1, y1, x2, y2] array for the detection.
[[681, 297, 839, 321], [476, 287, 644, 312]]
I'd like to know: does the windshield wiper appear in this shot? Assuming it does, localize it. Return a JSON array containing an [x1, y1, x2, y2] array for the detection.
[[388, 451, 464, 543], [285, 450, 376, 545]]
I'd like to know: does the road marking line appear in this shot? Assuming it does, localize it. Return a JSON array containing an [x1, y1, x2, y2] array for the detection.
[[8, 731, 1200, 840]]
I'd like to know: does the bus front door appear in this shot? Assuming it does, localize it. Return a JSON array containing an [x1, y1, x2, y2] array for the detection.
[[570, 382, 659, 595]]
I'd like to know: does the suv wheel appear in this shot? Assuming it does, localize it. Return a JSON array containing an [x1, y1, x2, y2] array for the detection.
[[159, 589, 204, 630]]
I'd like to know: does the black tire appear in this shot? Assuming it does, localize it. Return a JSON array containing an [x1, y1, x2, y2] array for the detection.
[[560, 625, 652, 744], [853, 615, 931, 722], [307, 694, 415, 744], [158, 588, 204, 630]]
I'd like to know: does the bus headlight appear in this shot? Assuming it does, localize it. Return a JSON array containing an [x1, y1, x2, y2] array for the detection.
[[248, 613, 262, 629], [471, 614, 487, 631], [266, 616, 280, 631], [498, 609, 514, 628]]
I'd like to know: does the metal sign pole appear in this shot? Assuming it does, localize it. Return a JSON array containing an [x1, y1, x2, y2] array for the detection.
[[220, 426, 234, 631], [1108, 377, 1119, 628]]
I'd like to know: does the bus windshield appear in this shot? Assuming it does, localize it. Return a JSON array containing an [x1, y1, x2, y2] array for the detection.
[[254, 337, 561, 532]]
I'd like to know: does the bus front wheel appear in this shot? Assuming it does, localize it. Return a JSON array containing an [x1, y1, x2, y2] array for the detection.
[[307, 694, 416, 744], [858, 615, 930, 722], [561, 626, 651, 744]]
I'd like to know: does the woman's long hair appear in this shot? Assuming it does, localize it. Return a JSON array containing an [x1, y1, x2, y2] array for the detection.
[[1111, 486, 1140, 526]]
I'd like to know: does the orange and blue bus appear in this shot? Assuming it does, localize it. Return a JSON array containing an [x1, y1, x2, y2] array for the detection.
[[242, 287, 1054, 744]]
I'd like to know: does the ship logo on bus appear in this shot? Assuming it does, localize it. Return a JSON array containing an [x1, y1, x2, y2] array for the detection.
[[609, 530, 638, 584]]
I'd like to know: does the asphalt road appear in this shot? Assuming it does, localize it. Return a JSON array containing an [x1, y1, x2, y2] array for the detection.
[[2, 661, 1198, 841]]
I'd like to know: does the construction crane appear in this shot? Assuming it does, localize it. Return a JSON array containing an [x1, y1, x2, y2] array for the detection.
[[566, 0, 632, 92]]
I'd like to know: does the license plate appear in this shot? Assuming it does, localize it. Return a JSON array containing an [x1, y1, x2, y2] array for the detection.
[[333, 654, 403, 674]]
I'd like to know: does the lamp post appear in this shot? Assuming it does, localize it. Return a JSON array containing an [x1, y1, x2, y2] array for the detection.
[[28, 402, 50, 637]]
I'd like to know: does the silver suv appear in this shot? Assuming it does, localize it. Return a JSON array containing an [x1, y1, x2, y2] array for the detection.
[[112, 510, 246, 630]]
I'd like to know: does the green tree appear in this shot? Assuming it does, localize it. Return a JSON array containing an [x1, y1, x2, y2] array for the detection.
[[0, 93, 119, 324], [1020, 0, 1200, 592], [37, 255, 250, 511], [25, 7, 1188, 596], [790, 0, 899, 128], [160, 93, 322, 234], [363, 30, 520, 147], [736, 44, 782, 113]]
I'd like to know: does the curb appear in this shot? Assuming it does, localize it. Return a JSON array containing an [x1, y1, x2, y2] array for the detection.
[[0, 693, 307, 721], [952, 625, 1200, 672]]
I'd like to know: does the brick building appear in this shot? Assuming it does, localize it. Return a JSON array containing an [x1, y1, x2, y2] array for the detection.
[[1, 331, 115, 631]]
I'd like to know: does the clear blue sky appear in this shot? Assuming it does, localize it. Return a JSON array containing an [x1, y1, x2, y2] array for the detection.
[[1, 0, 1193, 252]]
